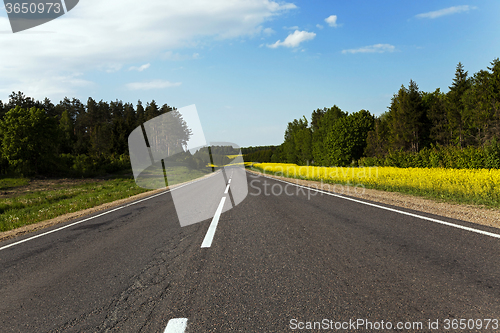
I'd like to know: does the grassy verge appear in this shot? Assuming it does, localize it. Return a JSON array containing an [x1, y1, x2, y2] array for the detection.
[[0, 177, 30, 190], [250, 164, 500, 209], [0, 175, 152, 232], [0, 165, 214, 233]]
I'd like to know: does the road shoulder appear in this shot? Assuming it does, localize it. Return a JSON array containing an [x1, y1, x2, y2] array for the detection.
[[0, 187, 167, 242], [247, 169, 500, 230]]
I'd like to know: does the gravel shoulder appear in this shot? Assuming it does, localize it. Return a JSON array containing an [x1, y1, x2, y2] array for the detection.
[[0, 187, 166, 242], [248, 169, 500, 230]]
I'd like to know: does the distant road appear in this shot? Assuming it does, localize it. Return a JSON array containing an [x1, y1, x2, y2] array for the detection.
[[1, 171, 500, 332]]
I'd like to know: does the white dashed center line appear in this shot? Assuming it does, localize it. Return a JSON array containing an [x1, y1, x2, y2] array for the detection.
[[201, 196, 226, 248], [164, 318, 188, 333], [200, 175, 233, 248]]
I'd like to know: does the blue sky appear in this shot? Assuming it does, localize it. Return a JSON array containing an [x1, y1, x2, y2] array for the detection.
[[1, 0, 499, 147]]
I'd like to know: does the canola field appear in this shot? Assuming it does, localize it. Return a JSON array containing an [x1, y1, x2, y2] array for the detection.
[[252, 163, 500, 207]]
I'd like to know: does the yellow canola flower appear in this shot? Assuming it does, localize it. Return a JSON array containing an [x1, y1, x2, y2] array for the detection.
[[252, 163, 500, 204]]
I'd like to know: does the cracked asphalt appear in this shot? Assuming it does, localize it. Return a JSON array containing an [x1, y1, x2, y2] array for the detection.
[[1, 171, 500, 332]]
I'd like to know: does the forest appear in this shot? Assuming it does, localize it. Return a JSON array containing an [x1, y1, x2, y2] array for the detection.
[[250, 58, 500, 169], [0, 93, 182, 176], [0, 92, 243, 177]]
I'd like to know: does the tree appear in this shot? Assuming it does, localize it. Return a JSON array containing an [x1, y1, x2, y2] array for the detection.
[[365, 112, 390, 157], [85, 99, 113, 158], [160, 103, 174, 115], [73, 99, 90, 155], [311, 105, 346, 165], [486, 58, 500, 139], [423, 89, 449, 146], [41, 98, 57, 119], [388, 80, 428, 153], [124, 103, 137, 138], [282, 117, 311, 165], [110, 100, 127, 155], [0, 106, 58, 174], [89, 123, 113, 158], [7, 91, 36, 110], [446, 62, 472, 147], [145, 100, 160, 121], [59, 110, 75, 154], [136, 100, 145, 126], [294, 118, 312, 165], [0, 100, 5, 121], [325, 110, 375, 166]]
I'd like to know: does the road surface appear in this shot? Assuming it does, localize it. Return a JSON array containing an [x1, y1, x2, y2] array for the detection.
[[1, 170, 500, 332]]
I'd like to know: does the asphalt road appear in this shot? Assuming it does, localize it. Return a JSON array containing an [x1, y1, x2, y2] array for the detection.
[[1, 170, 500, 332]]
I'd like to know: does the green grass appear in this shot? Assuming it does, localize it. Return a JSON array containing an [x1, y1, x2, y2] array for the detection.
[[0, 177, 30, 190], [0, 177, 153, 232], [164, 166, 211, 185]]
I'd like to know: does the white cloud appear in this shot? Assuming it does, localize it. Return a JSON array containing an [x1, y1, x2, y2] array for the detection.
[[106, 64, 123, 73], [263, 27, 275, 35], [342, 44, 395, 54], [0, 73, 93, 99], [283, 25, 299, 30], [316, 24, 324, 29], [415, 5, 477, 19], [268, 30, 316, 48], [162, 51, 202, 61], [0, 0, 296, 100], [128, 63, 151, 72], [325, 15, 338, 27], [126, 80, 182, 90]]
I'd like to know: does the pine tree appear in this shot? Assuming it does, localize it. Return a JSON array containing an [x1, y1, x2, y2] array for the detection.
[[136, 100, 145, 126], [124, 103, 137, 136], [0, 100, 5, 121], [7, 91, 36, 110], [145, 100, 160, 121], [388, 80, 428, 153], [487, 58, 500, 139], [424, 89, 449, 146], [365, 112, 390, 157], [59, 110, 74, 154], [111, 100, 127, 155], [447, 62, 471, 147], [40, 98, 57, 118]]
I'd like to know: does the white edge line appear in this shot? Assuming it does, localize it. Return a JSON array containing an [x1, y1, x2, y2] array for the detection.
[[224, 184, 230, 194], [253, 171, 500, 240], [201, 196, 226, 248], [164, 318, 188, 333], [228, 178, 232, 184], [0, 173, 220, 251]]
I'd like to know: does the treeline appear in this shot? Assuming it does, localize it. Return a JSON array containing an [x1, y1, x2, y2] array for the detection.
[[241, 145, 279, 163], [0, 92, 176, 176], [271, 58, 500, 169]]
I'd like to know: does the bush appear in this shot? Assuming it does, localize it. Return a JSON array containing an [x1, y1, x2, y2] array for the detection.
[[359, 140, 500, 169]]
